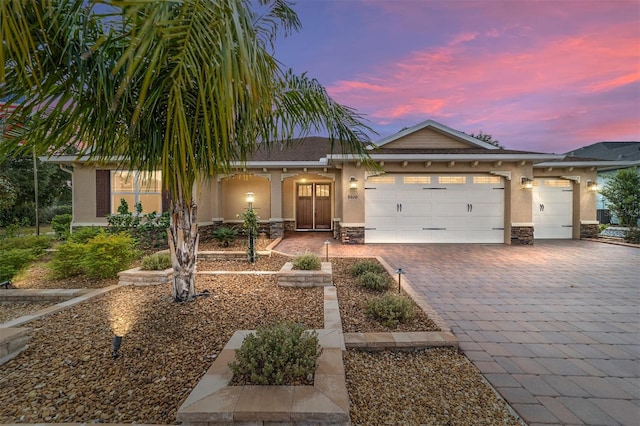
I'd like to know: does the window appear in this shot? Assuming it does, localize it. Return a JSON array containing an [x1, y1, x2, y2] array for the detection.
[[439, 176, 466, 184], [473, 176, 502, 184], [403, 176, 431, 184], [111, 170, 162, 214], [367, 175, 396, 184], [544, 179, 571, 187]]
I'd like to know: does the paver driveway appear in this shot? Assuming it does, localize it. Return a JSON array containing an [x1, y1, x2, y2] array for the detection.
[[276, 236, 640, 425], [373, 240, 639, 426]]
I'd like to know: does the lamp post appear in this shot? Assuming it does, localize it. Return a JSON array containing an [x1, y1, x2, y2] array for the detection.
[[395, 268, 405, 294], [245, 192, 256, 263]]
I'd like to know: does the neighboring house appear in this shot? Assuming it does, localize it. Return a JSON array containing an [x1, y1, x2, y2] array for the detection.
[[48, 119, 628, 245], [565, 142, 640, 224]]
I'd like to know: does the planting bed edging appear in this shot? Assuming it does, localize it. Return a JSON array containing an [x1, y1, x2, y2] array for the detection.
[[277, 262, 333, 287], [118, 267, 173, 286]]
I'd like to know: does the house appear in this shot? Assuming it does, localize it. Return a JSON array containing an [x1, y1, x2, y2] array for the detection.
[[48, 119, 628, 245], [565, 142, 640, 224]]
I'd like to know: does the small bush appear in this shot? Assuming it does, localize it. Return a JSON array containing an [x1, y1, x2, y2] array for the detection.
[[229, 321, 322, 385], [365, 294, 415, 327], [350, 259, 384, 277], [141, 252, 172, 270], [51, 213, 73, 240], [2, 234, 53, 254], [624, 227, 640, 244], [292, 253, 321, 270], [358, 271, 392, 291], [0, 248, 37, 282], [598, 223, 609, 233], [49, 241, 87, 278], [82, 232, 139, 278], [212, 226, 237, 247], [69, 227, 102, 244]]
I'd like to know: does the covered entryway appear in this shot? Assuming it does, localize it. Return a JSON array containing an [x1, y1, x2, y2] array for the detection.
[[364, 174, 505, 243], [532, 178, 573, 239], [296, 183, 332, 230]]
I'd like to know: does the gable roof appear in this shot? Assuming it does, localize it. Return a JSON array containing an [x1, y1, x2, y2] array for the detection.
[[372, 119, 500, 150], [565, 141, 640, 162]]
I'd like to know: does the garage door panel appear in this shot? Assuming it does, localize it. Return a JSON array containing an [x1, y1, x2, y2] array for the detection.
[[365, 174, 505, 244], [533, 179, 573, 239]]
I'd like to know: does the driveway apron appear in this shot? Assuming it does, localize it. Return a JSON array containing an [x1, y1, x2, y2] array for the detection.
[[374, 240, 639, 426]]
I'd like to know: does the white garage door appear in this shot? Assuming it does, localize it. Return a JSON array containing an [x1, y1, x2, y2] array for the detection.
[[365, 174, 505, 243], [533, 178, 573, 239]]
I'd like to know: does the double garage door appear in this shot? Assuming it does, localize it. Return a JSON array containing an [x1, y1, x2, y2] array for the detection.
[[365, 174, 505, 243]]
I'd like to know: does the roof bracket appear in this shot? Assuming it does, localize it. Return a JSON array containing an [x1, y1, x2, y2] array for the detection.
[[490, 171, 511, 181], [561, 175, 580, 183]]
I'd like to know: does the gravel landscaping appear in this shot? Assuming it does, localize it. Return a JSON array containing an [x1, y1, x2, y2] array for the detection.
[[0, 250, 522, 425]]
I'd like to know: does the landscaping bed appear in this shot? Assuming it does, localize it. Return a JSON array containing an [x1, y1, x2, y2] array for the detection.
[[0, 255, 522, 425], [0, 276, 323, 423]]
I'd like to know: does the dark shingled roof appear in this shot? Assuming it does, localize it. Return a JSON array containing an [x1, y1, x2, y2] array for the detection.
[[565, 142, 640, 161], [250, 137, 359, 161]]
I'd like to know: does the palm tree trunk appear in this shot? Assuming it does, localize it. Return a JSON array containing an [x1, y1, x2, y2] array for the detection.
[[168, 198, 199, 302]]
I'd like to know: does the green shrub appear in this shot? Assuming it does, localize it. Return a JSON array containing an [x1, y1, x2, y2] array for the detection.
[[2, 234, 53, 254], [48, 241, 87, 278], [0, 248, 37, 282], [141, 252, 172, 270], [82, 232, 139, 278], [107, 199, 169, 249], [51, 213, 73, 240], [229, 321, 322, 385], [292, 253, 321, 270], [350, 259, 385, 277], [358, 271, 392, 291], [598, 223, 610, 233], [212, 226, 237, 247], [69, 227, 102, 244], [624, 227, 640, 244], [365, 294, 415, 327]]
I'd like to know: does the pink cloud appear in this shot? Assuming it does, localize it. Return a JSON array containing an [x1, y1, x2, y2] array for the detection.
[[326, 12, 640, 150]]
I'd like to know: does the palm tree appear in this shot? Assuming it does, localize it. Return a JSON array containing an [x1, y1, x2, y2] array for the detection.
[[1, 0, 374, 301]]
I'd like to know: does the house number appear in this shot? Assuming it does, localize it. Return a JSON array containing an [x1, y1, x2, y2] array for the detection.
[[347, 195, 358, 200]]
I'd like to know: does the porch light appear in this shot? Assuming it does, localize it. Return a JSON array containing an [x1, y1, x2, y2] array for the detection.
[[349, 176, 358, 189], [586, 180, 599, 191], [245, 192, 255, 207], [520, 176, 534, 189]]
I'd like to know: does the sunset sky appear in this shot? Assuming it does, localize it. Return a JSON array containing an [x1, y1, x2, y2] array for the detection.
[[274, 0, 640, 153]]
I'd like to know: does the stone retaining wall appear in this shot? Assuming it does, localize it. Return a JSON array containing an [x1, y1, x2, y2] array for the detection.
[[511, 226, 534, 245]]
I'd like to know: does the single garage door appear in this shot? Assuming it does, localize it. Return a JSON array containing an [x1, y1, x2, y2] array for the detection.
[[365, 174, 505, 243], [533, 178, 573, 239]]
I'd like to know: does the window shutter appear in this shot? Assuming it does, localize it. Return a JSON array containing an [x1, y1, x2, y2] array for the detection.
[[96, 170, 111, 217]]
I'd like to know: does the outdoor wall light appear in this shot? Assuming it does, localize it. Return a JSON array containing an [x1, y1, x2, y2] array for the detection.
[[520, 176, 534, 189], [112, 335, 123, 359], [349, 176, 358, 189], [586, 180, 599, 191], [245, 192, 255, 207]]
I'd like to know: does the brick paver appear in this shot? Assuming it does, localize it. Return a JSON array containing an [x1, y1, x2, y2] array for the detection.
[[275, 235, 640, 425]]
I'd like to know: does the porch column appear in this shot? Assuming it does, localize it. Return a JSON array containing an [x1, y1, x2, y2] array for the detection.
[[269, 170, 284, 238]]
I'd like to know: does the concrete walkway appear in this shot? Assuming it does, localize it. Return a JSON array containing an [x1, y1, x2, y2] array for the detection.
[[274, 234, 640, 426]]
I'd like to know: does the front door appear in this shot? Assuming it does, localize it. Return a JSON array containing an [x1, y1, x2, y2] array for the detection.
[[296, 183, 331, 230]]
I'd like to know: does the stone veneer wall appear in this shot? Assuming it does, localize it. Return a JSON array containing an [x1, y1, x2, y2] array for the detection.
[[333, 220, 341, 240], [511, 226, 534, 245], [340, 226, 365, 244], [284, 220, 296, 231], [269, 221, 284, 239], [580, 223, 599, 239]]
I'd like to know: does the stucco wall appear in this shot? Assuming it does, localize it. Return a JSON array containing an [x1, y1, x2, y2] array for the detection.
[[73, 165, 105, 225]]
